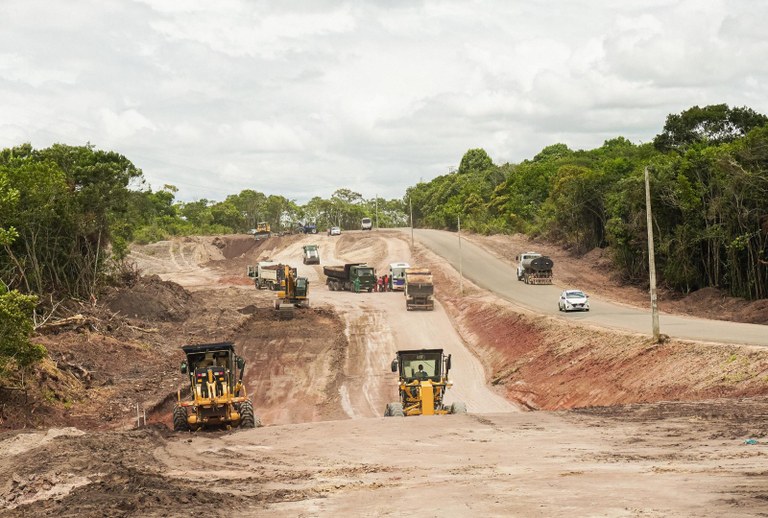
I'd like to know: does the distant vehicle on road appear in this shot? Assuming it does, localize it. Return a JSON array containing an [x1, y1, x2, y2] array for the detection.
[[328, 226, 341, 236], [559, 290, 590, 312], [516, 251, 554, 284], [302, 222, 317, 234], [361, 217, 372, 231]]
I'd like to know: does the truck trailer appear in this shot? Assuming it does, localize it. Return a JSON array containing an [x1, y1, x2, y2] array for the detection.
[[516, 252, 554, 285], [404, 267, 434, 310]]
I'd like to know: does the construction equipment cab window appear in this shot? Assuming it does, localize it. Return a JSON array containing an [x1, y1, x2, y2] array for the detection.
[[400, 352, 440, 381]]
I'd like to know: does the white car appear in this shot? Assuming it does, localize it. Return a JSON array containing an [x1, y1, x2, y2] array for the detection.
[[328, 226, 341, 236], [558, 290, 590, 312]]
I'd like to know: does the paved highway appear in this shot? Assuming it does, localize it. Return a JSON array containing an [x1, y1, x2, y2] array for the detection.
[[414, 228, 768, 346]]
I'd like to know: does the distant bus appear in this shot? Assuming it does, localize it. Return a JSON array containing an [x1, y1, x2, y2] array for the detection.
[[388, 262, 411, 291], [361, 217, 372, 231]]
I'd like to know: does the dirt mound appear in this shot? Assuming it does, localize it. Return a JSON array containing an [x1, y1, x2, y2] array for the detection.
[[211, 235, 259, 259], [676, 287, 768, 325], [247, 234, 306, 262], [103, 275, 199, 322], [0, 426, 251, 517], [334, 234, 386, 265]]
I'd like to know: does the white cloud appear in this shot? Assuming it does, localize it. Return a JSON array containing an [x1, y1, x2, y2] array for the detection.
[[0, 0, 766, 203], [99, 108, 157, 141]]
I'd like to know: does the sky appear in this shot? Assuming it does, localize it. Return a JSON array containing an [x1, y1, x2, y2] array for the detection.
[[1, 0, 767, 204]]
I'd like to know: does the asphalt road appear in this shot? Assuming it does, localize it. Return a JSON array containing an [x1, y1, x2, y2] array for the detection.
[[414, 228, 768, 346]]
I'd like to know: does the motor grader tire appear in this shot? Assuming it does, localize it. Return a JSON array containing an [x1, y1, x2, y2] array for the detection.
[[240, 400, 257, 428], [385, 402, 405, 417], [173, 405, 190, 432], [450, 401, 467, 414]]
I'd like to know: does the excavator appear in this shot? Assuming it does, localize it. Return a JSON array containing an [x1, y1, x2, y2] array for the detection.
[[274, 264, 309, 319]]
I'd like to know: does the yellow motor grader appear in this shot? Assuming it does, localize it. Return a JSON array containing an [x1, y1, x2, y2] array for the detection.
[[384, 348, 467, 417], [173, 341, 260, 431]]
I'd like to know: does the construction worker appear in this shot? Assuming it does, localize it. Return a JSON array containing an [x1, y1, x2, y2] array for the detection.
[[353, 276, 360, 293]]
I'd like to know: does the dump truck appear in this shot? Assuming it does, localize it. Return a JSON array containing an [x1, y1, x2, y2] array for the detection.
[[384, 348, 466, 417], [323, 263, 376, 292], [274, 264, 310, 319], [247, 261, 293, 290], [302, 244, 320, 265], [174, 341, 260, 431], [404, 267, 434, 310], [516, 252, 554, 285]]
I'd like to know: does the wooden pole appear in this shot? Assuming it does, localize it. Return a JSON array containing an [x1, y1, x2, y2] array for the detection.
[[410, 197, 414, 248], [458, 215, 464, 296], [645, 167, 660, 341]]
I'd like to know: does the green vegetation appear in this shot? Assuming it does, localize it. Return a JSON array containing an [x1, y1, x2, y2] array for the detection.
[[0, 143, 404, 303], [408, 105, 768, 300], [0, 288, 46, 381]]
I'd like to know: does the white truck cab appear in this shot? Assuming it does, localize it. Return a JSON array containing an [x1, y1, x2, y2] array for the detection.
[[516, 252, 541, 281]]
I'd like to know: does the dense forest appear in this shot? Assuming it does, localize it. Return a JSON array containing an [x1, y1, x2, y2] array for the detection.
[[2, 104, 768, 378]]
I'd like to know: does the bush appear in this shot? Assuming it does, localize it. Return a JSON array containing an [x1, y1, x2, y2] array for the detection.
[[0, 290, 46, 380]]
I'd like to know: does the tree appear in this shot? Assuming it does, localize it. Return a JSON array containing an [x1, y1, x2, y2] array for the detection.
[[653, 104, 768, 152], [0, 143, 145, 298], [458, 148, 493, 174]]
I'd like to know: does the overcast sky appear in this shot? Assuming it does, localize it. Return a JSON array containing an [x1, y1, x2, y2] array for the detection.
[[1, 1, 766, 203]]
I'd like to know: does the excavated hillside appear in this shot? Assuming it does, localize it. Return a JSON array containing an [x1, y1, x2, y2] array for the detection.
[[1, 230, 767, 517]]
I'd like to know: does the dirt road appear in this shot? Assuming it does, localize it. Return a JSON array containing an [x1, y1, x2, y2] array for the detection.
[[2, 230, 768, 516], [263, 231, 516, 415]]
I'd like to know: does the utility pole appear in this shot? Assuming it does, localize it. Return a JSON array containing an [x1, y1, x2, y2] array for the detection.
[[409, 196, 414, 248], [375, 195, 378, 231], [645, 167, 661, 341], [458, 215, 463, 296]]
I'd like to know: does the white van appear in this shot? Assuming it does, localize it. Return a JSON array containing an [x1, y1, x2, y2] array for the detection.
[[361, 217, 372, 231]]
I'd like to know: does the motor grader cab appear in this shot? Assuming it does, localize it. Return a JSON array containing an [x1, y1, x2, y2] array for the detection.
[[173, 341, 260, 431], [274, 264, 309, 319], [384, 348, 467, 417]]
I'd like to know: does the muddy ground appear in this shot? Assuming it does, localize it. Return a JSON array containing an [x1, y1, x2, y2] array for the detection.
[[1, 230, 767, 516]]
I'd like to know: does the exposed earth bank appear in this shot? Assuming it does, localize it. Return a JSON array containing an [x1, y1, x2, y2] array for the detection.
[[1, 231, 767, 516]]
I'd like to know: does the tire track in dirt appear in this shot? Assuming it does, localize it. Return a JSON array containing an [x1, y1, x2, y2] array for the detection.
[[339, 306, 396, 417]]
